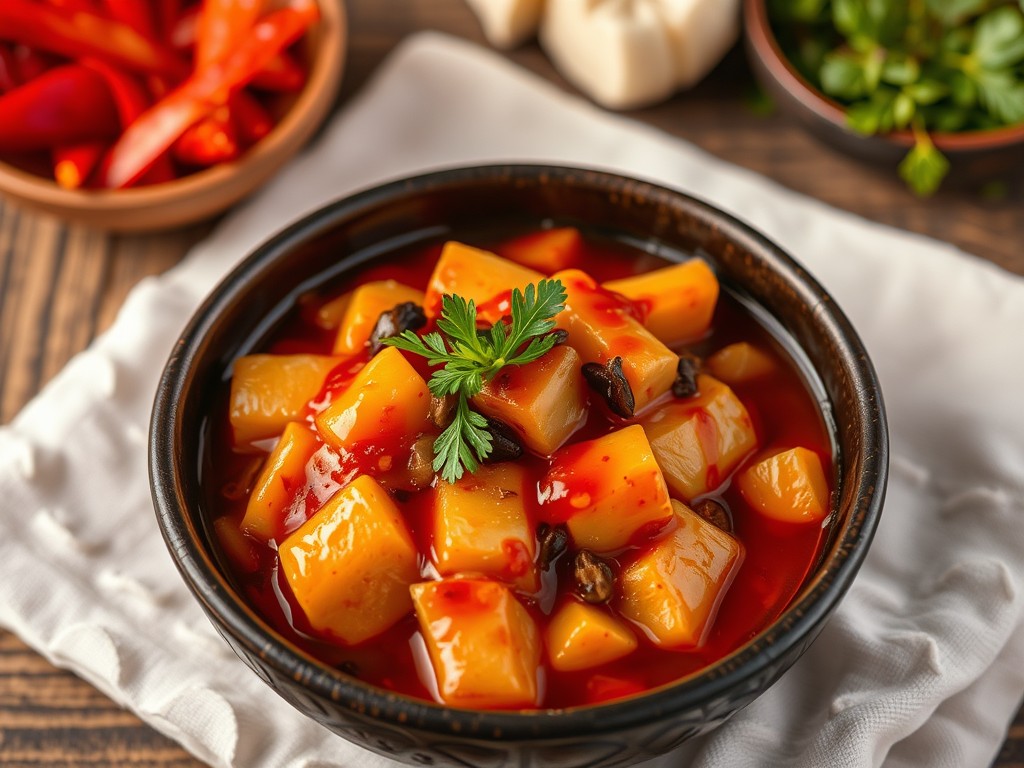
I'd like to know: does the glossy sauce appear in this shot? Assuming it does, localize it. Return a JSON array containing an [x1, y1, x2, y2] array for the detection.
[[204, 233, 833, 709]]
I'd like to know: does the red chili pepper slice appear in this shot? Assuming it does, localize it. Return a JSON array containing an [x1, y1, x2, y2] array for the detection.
[[250, 50, 306, 92], [196, 0, 265, 72], [102, 1, 318, 188], [0, 46, 19, 94], [0, 0, 189, 78], [173, 107, 239, 166], [101, 0, 157, 39], [54, 142, 107, 189], [170, 6, 200, 51], [80, 58, 150, 127], [157, 0, 184, 41], [0, 64, 120, 152], [230, 89, 273, 146]]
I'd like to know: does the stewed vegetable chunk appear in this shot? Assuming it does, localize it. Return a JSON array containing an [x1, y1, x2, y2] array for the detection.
[[279, 475, 419, 645], [707, 341, 776, 384], [433, 463, 538, 592], [332, 280, 425, 355], [411, 578, 542, 708], [424, 242, 543, 322], [229, 354, 341, 448], [553, 269, 678, 413], [315, 347, 431, 450], [473, 344, 588, 455], [737, 447, 830, 524], [540, 425, 674, 553], [619, 500, 743, 648], [547, 600, 638, 672], [497, 227, 583, 273], [603, 259, 718, 346], [242, 422, 320, 542], [640, 374, 757, 501]]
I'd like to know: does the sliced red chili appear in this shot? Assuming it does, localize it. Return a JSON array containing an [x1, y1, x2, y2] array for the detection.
[[53, 142, 106, 189], [195, 0, 265, 71]]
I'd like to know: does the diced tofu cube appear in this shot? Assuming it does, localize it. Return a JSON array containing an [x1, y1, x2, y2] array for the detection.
[[433, 463, 538, 592], [547, 600, 637, 672], [553, 269, 677, 413], [279, 475, 419, 645], [230, 354, 341, 448], [411, 578, 541, 708], [706, 341, 776, 384], [619, 500, 743, 648], [315, 346, 431, 450], [640, 374, 757, 501], [242, 422, 321, 542], [736, 447, 830, 524], [603, 259, 718, 346], [497, 227, 583, 273], [540, 425, 674, 552], [424, 241, 543, 323], [332, 280, 425, 356], [472, 345, 588, 455]]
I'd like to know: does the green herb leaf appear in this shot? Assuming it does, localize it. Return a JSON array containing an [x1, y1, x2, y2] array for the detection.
[[926, 0, 988, 27], [383, 276, 566, 483], [898, 130, 950, 196], [821, 51, 870, 98], [973, 6, 1024, 69], [975, 69, 1024, 122]]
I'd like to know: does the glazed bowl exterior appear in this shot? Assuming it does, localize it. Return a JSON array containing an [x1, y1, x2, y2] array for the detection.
[[150, 164, 888, 767], [0, 0, 345, 232], [743, 0, 1024, 183]]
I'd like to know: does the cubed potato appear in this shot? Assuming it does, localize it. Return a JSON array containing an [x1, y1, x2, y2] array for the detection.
[[229, 354, 341, 448], [315, 346, 431, 450], [241, 422, 321, 542], [473, 345, 588, 455], [279, 475, 419, 645], [640, 374, 757, 501], [497, 227, 583, 273], [424, 241, 543, 322], [433, 463, 538, 592], [213, 516, 259, 574], [553, 269, 677, 413], [411, 578, 541, 708], [736, 447, 830, 524], [547, 600, 637, 672], [619, 500, 743, 648], [540, 425, 674, 552], [332, 280, 425, 356], [706, 341, 776, 384], [314, 291, 352, 330], [603, 259, 718, 346]]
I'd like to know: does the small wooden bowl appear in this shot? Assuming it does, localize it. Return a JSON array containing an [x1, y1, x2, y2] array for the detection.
[[743, 0, 1024, 183], [0, 1, 346, 232]]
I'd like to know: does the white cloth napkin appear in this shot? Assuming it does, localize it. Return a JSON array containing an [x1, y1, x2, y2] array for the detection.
[[1, 32, 1022, 768]]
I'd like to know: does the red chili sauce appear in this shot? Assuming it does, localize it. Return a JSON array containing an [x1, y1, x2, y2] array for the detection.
[[204, 230, 834, 710]]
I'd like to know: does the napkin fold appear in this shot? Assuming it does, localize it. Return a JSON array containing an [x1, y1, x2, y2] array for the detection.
[[1, 32, 1022, 768]]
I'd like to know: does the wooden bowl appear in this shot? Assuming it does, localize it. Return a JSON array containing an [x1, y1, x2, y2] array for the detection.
[[150, 165, 889, 767], [743, 0, 1024, 183], [0, 1, 346, 232]]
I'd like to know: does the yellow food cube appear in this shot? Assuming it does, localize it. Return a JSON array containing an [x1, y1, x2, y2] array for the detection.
[[540, 425, 674, 553], [706, 341, 776, 384], [473, 345, 588, 455], [315, 346, 431, 450], [332, 280, 425, 356], [547, 601, 637, 672], [736, 447, 830, 524], [411, 578, 541, 708], [241, 422, 321, 542], [640, 374, 757, 501], [279, 475, 419, 645], [314, 291, 352, 330], [213, 516, 259, 574], [603, 259, 719, 346], [497, 227, 583, 273], [424, 241, 543, 322], [619, 500, 743, 648], [433, 463, 538, 591], [229, 354, 341, 448], [553, 269, 677, 413]]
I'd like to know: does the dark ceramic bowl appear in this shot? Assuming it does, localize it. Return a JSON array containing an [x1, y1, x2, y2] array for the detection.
[[743, 0, 1024, 184], [150, 164, 888, 767]]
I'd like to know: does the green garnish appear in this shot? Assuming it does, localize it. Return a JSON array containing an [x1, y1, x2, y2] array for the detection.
[[384, 279, 567, 483], [769, 0, 1024, 195]]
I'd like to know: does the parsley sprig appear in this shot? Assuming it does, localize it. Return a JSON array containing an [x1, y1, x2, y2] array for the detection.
[[384, 279, 567, 483], [770, 0, 1024, 195]]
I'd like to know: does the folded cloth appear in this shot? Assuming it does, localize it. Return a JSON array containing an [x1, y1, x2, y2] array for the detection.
[[1, 32, 1022, 768]]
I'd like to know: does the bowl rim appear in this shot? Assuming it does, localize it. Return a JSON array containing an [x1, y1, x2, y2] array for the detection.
[[743, 0, 1024, 152], [150, 163, 888, 742], [0, 0, 346, 214]]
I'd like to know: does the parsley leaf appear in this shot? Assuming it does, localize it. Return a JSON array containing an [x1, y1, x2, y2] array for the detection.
[[384, 277, 567, 483], [898, 128, 950, 196]]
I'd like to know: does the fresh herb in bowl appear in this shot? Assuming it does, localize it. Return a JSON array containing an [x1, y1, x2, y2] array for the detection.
[[768, 0, 1024, 194]]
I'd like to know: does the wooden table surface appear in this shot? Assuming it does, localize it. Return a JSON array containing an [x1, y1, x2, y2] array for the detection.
[[0, 1, 1021, 765]]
